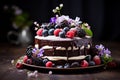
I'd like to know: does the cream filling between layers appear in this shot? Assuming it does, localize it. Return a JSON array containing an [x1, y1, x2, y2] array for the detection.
[[42, 55, 87, 61]]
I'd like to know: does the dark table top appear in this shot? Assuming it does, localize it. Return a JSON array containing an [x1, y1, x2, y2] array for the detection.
[[0, 42, 120, 80]]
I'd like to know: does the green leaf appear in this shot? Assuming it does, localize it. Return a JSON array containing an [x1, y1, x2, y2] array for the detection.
[[82, 24, 93, 37]]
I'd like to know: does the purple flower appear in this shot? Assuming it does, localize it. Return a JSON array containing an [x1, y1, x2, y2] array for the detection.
[[95, 44, 104, 51], [50, 17, 56, 23], [32, 48, 44, 58], [37, 48, 44, 57], [103, 48, 111, 57]]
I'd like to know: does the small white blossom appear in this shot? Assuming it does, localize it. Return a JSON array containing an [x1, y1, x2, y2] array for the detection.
[[52, 9, 57, 13], [60, 4, 63, 7], [56, 7, 59, 10], [49, 71, 52, 75]]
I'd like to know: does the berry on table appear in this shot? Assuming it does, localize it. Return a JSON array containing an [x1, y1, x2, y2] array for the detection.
[[89, 61, 95, 66], [46, 61, 53, 67], [93, 55, 101, 65], [23, 55, 28, 63], [81, 60, 89, 67], [16, 62, 23, 69]]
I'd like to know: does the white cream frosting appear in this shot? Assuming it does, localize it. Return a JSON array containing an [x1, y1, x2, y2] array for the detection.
[[42, 55, 87, 61]]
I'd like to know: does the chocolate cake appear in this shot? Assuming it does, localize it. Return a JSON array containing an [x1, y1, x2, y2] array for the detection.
[[15, 4, 113, 69]]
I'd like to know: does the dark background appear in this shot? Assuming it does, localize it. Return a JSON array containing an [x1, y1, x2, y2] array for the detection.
[[0, 0, 120, 43]]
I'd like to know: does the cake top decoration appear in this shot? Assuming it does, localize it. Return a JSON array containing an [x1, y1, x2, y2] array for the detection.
[[34, 4, 93, 38]]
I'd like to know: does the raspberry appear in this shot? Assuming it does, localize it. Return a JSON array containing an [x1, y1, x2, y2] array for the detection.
[[66, 30, 75, 38], [93, 55, 101, 65], [23, 55, 28, 63], [45, 61, 53, 67], [16, 62, 23, 69], [54, 29, 62, 36], [36, 28, 43, 36], [81, 60, 89, 67]]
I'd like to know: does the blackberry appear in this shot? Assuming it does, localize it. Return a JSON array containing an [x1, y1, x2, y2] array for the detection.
[[43, 58, 49, 65], [32, 57, 44, 66], [26, 45, 33, 58], [77, 29, 86, 38], [60, 20, 69, 28]]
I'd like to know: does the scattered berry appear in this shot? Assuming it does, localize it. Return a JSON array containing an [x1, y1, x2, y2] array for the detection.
[[93, 55, 101, 65], [107, 61, 116, 68], [23, 55, 28, 63], [54, 29, 62, 36], [77, 29, 86, 38], [26, 46, 33, 58], [89, 61, 95, 66], [71, 62, 79, 68], [66, 30, 75, 38], [42, 29, 48, 37], [59, 31, 66, 38], [56, 65, 63, 68], [81, 60, 89, 67], [46, 61, 53, 67], [48, 28, 54, 35], [26, 59, 32, 64], [36, 28, 43, 36], [16, 62, 23, 69], [64, 63, 70, 68], [43, 58, 49, 64], [32, 57, 44, 66]]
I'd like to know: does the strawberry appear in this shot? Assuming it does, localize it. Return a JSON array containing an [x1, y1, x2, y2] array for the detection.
[[23, 55, 28, 63], [36, 28, 43, 36], [16, 62, 23, 69], [45, 61, 53, 67], [54, 29, 62, 36], [66, 30, 75, 38], [93, 55, 101, 65], [81, 60, 89, 67]]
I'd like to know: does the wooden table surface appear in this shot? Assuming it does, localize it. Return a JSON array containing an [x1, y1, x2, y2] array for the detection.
[[0, 42, 120, 80]]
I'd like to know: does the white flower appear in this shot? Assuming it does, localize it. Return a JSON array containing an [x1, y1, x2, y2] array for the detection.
[[56, 7, 59, 10], [52, 9, 57, 13], [60, 4, 63, 7]]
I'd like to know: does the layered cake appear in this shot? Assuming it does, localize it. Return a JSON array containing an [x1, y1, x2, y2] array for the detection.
[[16, 4, 113, 69]]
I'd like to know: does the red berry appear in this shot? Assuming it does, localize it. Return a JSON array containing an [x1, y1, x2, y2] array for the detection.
[[54, 29, 62, 36], [16, 62, 23, 69], [45, 61, 53, 67], [36, 28, 43, 36], [66, 31, 75, 38], [23, 55, 28, 63], [70, 28, 77, 36], [107, 61, 116, 68], [81, 60, 89, 67], [93, 55, 101, 65]]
